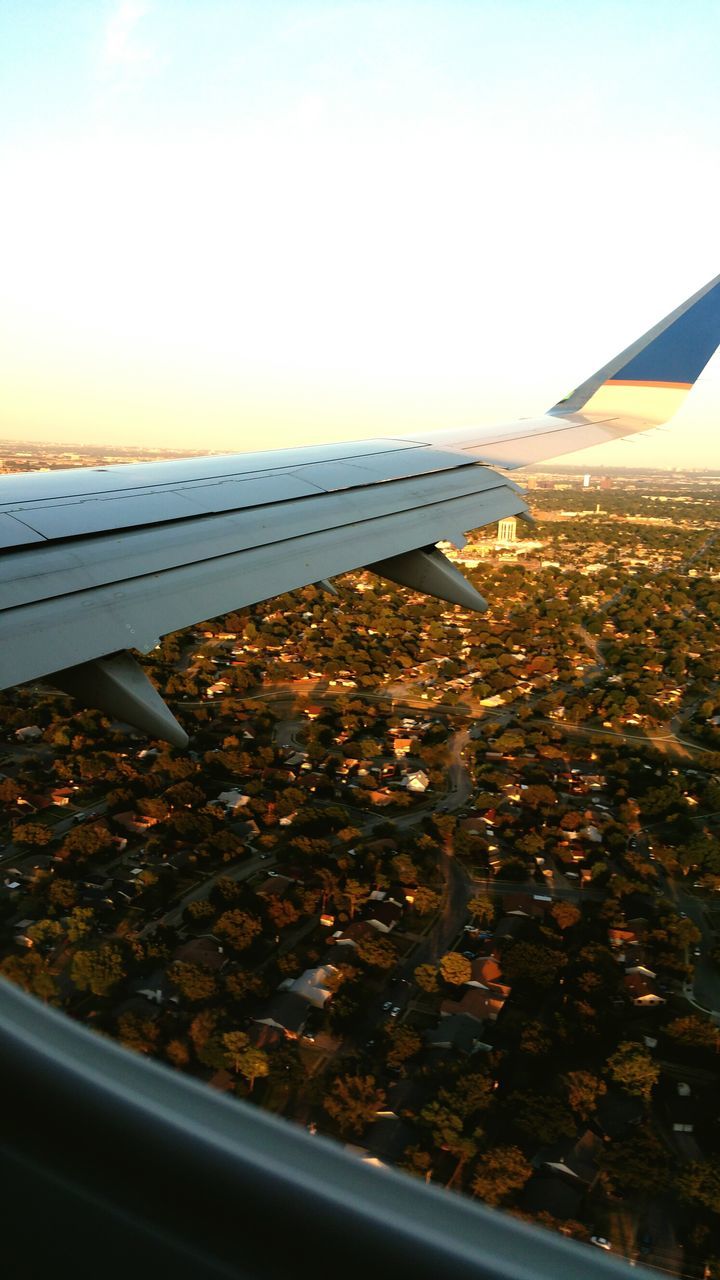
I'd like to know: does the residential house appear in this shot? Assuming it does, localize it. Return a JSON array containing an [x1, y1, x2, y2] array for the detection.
[[663, 1081, 698, 1134], [537, 1129, 602, 1190], [256, 874, 294, 899], [253, 992, 309, 1040], [594, 1087, 644, 1140], [403, 770, 430, 793], [289, 964, 339, 1008], [441, 986, 507, 1023], [173, 937, 227, 971], [366, 900, 403, 933], [424, 1014, 493, 1055], [330, 921, 378, 949], [501, 893, 550, 920], [623, 972, 665, 1007], [467, 956, 511, 999], [213, 789, 250, 814], [493, 915, 528, 942], [114, 810, 160, 835]]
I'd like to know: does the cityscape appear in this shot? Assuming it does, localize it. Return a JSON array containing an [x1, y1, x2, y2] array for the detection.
[[1, 442, 719, 1276]]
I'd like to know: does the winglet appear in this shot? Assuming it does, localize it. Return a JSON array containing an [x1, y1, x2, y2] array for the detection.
[[549, 272, 720, 426]]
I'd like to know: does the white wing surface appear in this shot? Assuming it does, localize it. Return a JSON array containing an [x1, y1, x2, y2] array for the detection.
[[2, 272, 719, 744]]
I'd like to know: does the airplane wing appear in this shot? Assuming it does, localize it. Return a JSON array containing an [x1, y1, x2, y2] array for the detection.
[[1, 271, 719, 744]]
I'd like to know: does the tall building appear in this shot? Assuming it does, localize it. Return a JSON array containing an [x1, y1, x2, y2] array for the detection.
[[497, 516, 517, 544]]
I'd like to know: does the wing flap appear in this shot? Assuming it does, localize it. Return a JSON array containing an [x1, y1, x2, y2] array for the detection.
[[0, 442, 470, 546], [1, 465, 516, 611], [0, 475, 526, 690]]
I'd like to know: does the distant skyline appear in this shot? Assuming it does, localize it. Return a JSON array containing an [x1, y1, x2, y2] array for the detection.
[[2, 1, 720, 469]]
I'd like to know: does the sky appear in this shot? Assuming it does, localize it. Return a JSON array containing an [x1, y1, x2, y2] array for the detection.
[[2, 0, 720, 469]]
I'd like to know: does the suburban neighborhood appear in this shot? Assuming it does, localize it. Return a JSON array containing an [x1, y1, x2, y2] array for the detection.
[[1, 447, 719, 1277]]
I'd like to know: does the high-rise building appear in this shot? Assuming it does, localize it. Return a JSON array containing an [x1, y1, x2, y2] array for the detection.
[[497, 516, 517, 543]]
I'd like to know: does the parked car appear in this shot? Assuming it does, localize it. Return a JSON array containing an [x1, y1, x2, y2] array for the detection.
[[590, 1237, 611, 1251]]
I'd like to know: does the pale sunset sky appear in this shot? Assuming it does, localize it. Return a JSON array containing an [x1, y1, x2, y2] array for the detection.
[[2, 1, 720, 468]]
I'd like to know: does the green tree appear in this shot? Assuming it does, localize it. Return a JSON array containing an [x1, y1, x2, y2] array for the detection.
[[551, 901, 582, 931], [267, 897, 300, 930], [600, 1125, 669, 1195], [386, 1026, 422, 1070], [170, 962, 217, 1002], [12, 822, 52, 847], [677, 1158, 720, 1214], [563, 1070, 607, 1120], [467, 894, 494, 926], [234, 1047, 270, 1093], [0, 777, 20, 804], [665, 1015, 718, 1050], [222, 1030, 250, 1073], [186, 898, 215, 923], [214, 877, 243, 903], [71, 943, 125, 997], [507, 1091, 576, 1143], [117, 1011, 160, 1055], [443, 1073, 494, 1119], [61, 822, 113, 859], [189, 1009, 218, 1052], [164, 781, 206, 808], [605, 1041, 659, 1100], [225, 969, 265, 1000], [439, 952, 472, 986], [324, 1074, 386, 1135], [0, 951, 58, 1002], [411, 886, 442, 916], [420, 1101, 463, 1147], [340, 878, 370, 920], [66, 907, 95, 942], [165, 1038, 190, 1068], [354, 934, 397, 970], [414, 963, 439, 993], [518, 1020, 552, 1057], [48, 878, 77, 911], [471, 1146, 532, 1207], [215, 908, 262, 952], [445, 1132, 480, 1190], [419, 1101, 481, 1189], [27, 919, 64, 948], [400, 1145, 433, 1182], [502, 942, 566, 990]]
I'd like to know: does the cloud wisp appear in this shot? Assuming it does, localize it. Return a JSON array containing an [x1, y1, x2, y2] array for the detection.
[[102, 0, 152, 70]]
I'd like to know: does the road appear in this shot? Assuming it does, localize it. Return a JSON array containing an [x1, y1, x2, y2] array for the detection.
[[675, 886, 720, 1016], [157, 849, 273, 930], [445, 727, 473, 810], [640, 1194, 685, 1277], [410, 852, 473, 968], [0, 799, 111, 876], [633, 827, 720, 1017], [199, 671, 707, 765]]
